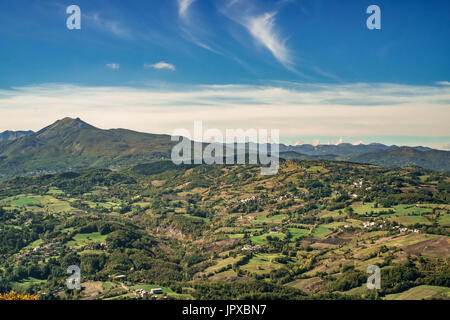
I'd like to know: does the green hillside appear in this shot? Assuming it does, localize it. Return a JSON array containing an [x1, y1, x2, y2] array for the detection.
[[0, 159, 448, 300], [351, 147, 450, 172], [0, 118, 176, 180]]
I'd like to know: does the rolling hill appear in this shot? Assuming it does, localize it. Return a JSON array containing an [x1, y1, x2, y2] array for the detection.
[[0, 157, 448, 300], [350, 147, 450, 172]]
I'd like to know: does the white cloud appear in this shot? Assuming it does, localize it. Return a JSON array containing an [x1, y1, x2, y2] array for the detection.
[[352, 140, 364, 146], [244, 12, 292, 69], [176, 0, 295, 73], [106, 63, 120, 70], [311, 139, 320, 146], [436, 81, 450, 86], [335, 138, 344, 145], [85, 13, 131, 39], [145, 62, 176, 71], [0, 82, 449, 143], [219, 0, 295, 71], [178, 0, 196, 18], [176, 0, 227, 56], [291, 140, 304, 146]]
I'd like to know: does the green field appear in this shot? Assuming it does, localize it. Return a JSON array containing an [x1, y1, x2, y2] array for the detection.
[[351, 203, 433, 217], [311, 226, 332, 238], [228, 233, 245, 239], [182, 213, 210, 223], [240, 253, 286, 275], [306, 166, 329, 174], [20, 239, 44, 252], [387, 204, 433, 216], [47, 187, 65, 195], [388, 215, 431, 226], [338, 284, 373, 297], [252, 213, 288, 224], [1, 194, 77, 214], [438, 213, 450, 226], [67, 232, 107, 248], [11, 277, 47, 291], [251, 232, 286, 245], [288, 228, 310, 240], [385, 285, 450, 300], [205, 256, 243, 273], [285, 277, 325, 294]]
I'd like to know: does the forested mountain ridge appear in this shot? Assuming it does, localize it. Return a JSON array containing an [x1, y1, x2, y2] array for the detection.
[[0, 118, 175, 180], [0, 130, 34, 142]]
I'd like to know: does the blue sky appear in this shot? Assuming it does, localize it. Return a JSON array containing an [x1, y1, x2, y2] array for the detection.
[[0, 0, 449, 148]]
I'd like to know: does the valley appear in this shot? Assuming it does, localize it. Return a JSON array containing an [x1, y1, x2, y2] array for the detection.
[[0, 158, 448, 300]]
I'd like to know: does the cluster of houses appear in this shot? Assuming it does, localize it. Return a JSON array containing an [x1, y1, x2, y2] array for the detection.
[[362, 220, 421, 234], [17, 242, 62, 260], [351, 179, 372, 191], [241, 244, 263, 252], [136, 288, 148, 297], [26, 169, 59, 176], [393, 226, 420, 233], [135, 288, 165, 299], [362, 222, 420, 234], [240, 196, 258, 204], [363, 221, 378, 228], [353, 180, 364, 188], [238, 193, 290, 203], [362, 221, 386, 229]]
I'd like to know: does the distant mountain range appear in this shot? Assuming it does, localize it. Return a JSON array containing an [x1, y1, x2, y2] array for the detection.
[[349, 147, 450, 172], [0, 130, 34, 142], [0, 117, 448, 180], [278, 148, 450, 171], [279, 142, 432, 156]]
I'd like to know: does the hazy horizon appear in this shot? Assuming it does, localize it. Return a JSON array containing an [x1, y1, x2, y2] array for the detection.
[[1, 115, 449, 151]]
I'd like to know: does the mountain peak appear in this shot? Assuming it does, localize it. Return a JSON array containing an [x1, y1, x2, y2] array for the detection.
[[54, 117, 92, 128], [36, 117, 95, 136]]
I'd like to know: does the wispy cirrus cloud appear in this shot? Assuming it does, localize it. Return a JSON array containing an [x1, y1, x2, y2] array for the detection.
[[145, 62, 176, 71], [85, 13, 131, 39], [176, 0, 225, 56], [244, 11, 292, 69], [220, 1, 296, 71], [174, 0, 299, 75], [178, 0, 197, 19]]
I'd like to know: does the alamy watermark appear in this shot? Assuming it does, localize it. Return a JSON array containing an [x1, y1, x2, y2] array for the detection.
[[66, 5, 81, 30], [170, 121, 279, 175], [67, 265, 81, 290], [65, 5, 381, 31], [366, 265, 381, 290], [366, 5, 381, 30]]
